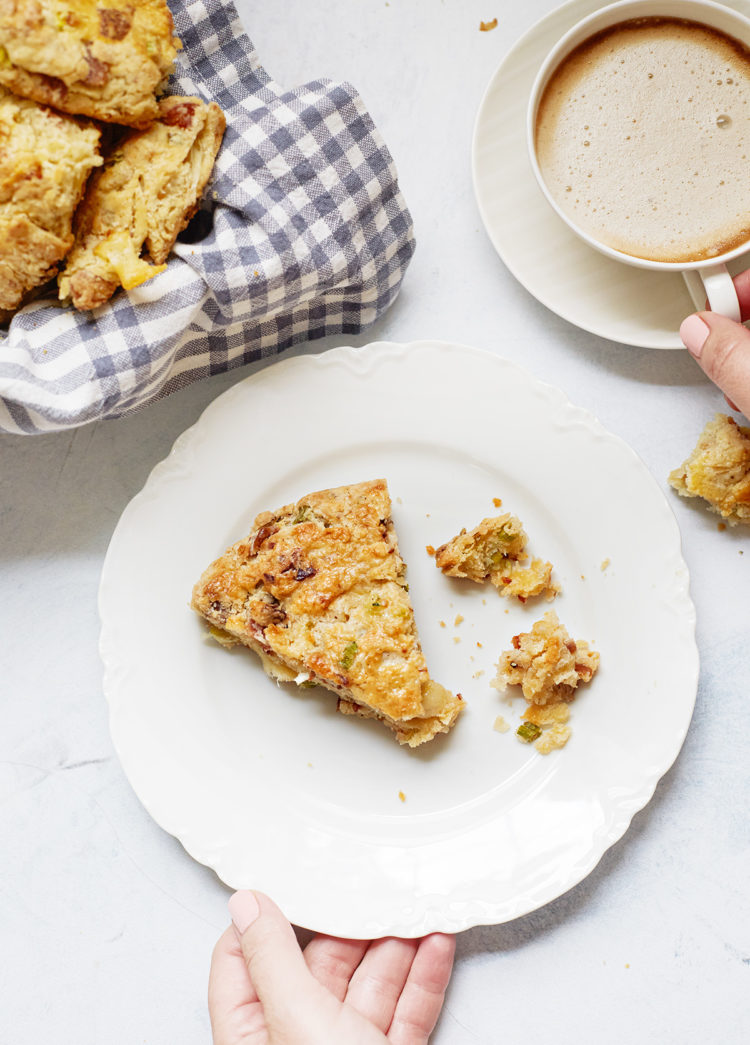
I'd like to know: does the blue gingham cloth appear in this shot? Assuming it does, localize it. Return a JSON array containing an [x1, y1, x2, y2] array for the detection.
[[0, 0, 415, 434]]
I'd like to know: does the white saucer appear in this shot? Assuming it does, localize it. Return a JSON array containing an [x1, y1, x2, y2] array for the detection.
[[472, 0, 750, 349]]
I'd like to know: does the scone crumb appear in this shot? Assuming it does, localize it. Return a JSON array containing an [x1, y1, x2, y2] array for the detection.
[[535, 724, 572, 754], [493, 612, 598, 755], [473, 669, 485, 679], [480, 18, 498, 31], [453, 636, 461, 644], [398, 790, 406, 802], [477, 641, 483, 648], [492, 497, 503, 507], [600, 558, 611, 571], [493, 715, 510, 733], [454, 614, 464, 626], [439, 620, 446, 628], [426, 544, 436, 556]]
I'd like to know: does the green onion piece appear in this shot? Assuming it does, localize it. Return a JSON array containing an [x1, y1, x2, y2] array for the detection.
[[340, 641, 358, 670], [516, 722, 542, 743]]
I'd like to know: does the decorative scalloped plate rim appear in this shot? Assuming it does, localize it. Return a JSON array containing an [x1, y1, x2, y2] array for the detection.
[[99, 340, 698, 937]]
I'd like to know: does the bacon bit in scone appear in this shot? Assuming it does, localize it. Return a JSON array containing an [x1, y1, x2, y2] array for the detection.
[[480, 17, 498, 31], [252, 523, 278, 554], [84, 48, 109, 86], [98, 7, 133, 39], [511, 634, 521, 650], [161, 100, 197, 128]]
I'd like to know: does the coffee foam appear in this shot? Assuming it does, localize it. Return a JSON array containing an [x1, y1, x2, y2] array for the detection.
[[535, 18, 750, 263]]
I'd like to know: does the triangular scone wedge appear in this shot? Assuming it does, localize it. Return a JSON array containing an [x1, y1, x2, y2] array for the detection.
[[191, 480, 463, 747]]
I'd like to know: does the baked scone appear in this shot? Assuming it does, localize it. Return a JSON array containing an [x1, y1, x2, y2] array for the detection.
[[669, 413, 750, 524], [0, 86, 101, 311], [58, 94, 225, 310], [191, 480, 464, 748], [493, 611, 599, 706], [0, 0, 179, 127], [434, 514, 559, 602]]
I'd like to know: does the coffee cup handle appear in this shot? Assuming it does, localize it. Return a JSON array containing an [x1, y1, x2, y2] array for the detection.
[[682, 264, 741, 322]]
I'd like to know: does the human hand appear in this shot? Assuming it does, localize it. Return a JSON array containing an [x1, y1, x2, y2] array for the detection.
[[680, 269, 750, 418], [208, 890, 456, 1045]]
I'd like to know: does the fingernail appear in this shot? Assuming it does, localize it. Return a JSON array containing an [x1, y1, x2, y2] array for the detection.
[[228, 890, 260, 935], [680, 314, 710, 359]]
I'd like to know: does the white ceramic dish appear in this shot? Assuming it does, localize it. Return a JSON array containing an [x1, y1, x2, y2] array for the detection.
[[99, 341, 698, 937], [472, 0, 750, 348]]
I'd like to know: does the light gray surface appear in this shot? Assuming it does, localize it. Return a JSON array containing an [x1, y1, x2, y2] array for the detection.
[[1, 2, 748, 1042]]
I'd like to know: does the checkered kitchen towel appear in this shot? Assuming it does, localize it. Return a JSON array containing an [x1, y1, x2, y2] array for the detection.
[[0, 0, 415, 434]]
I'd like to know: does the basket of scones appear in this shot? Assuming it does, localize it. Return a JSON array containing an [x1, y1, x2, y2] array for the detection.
[[0, 0, 415, 433]]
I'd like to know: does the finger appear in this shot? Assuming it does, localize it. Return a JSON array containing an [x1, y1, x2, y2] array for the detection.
[[344, 937, 419, 1032], [733, 269, 750, 321], [387, 934, 456, 1045], [207, 926, 267, 1045], [303, 935, 369, 1000], [229, 890, 324, 1036], [680, 312, 750, 418]]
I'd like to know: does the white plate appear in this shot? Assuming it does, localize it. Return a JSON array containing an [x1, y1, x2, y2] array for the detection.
[[472, 0, 750, 349], [99, 341, 698, 937]]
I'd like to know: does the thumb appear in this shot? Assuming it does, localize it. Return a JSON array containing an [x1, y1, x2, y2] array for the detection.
[[228, 890, 321, 1032], [680, 312, 750, 417]]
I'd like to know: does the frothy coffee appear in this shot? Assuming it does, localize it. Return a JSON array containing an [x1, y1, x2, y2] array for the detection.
[[535, 17, 750, 263]]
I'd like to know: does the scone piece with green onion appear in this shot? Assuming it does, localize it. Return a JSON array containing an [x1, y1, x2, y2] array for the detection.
[[191, 479, 464, 748], [669, 413, 750, 524], [0, 0, 180, 128], [0, 86, 101, 311], [492, 611, 599, 755], [58, 94, 225, 310], [434, 513, 559, 602]]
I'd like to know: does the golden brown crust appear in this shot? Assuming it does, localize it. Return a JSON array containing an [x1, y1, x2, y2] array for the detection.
[[0, 86, 101, 309], [434, 514, 559, 602], [669, 413, 750, 524], [0, 0, 180, 127], [191, 480, 463, 747], [58, 94, 225, 309]]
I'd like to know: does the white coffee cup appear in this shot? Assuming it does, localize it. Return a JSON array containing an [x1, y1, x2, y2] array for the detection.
[[527, 0, 750, 321]]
